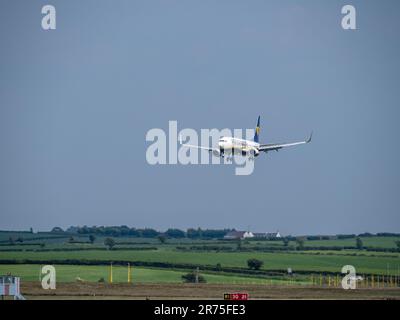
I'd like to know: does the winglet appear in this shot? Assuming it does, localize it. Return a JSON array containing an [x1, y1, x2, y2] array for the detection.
[[306, 131, 313, 143], [253, 116, 261, 143]]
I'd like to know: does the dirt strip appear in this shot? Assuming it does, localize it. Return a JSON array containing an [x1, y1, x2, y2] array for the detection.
[[20, 282, 400, 300]]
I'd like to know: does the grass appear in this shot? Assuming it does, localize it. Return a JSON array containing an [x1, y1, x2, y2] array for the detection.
[[1, 247, 399, 275], [2, 231, 399, 247], [302, 237, 400, 249], [1, 232, 399, 276], [0, 264, 293, 285]]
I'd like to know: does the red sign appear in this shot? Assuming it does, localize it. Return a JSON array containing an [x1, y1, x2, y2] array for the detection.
[[224, 293, 248, 300]]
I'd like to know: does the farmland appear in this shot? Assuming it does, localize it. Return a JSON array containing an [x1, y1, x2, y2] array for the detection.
[[1, 231, 399, 278], [0, 264, 282, 284], [1, 231, 399, 299], [1, 248, 400, 275]]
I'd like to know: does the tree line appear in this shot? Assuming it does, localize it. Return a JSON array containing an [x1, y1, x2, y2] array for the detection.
[[48, 226, 400, 240], [52, 226, 234, 239]]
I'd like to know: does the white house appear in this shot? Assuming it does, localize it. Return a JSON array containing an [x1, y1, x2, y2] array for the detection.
[[224, 231, 254, 240]]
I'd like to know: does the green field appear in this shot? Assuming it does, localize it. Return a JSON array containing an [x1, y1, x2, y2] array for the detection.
[[1, 232, 399, 281], [302, 237, 400, 249], [2, 234, 399, 250], [0, 264, 292, 285], [1, 247, 399, 275]]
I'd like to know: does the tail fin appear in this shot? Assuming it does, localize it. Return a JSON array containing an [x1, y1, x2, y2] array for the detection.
[[253, 116, 260, 143]]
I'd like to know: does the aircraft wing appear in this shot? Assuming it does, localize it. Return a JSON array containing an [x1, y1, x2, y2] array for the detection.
[[181, 143, 219, 153], [258, 132, 312, 153], [179, 136, 220, 154]]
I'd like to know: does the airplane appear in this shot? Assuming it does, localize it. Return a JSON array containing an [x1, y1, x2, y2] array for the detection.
[[179, 116, 312, 160]]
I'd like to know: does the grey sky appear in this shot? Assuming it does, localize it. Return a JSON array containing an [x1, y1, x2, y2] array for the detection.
[[0, 0, 399, 235]]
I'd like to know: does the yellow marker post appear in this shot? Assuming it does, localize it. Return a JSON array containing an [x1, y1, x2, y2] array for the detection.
[[128, 263, 132, 284], [109, 263, 113, 284]]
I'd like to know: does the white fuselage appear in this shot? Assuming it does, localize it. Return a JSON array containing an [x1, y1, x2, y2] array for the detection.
[[218, 137, 260, 155]]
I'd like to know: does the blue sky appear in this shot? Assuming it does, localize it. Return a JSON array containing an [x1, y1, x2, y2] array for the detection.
[[0, 0, 399, 235]]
